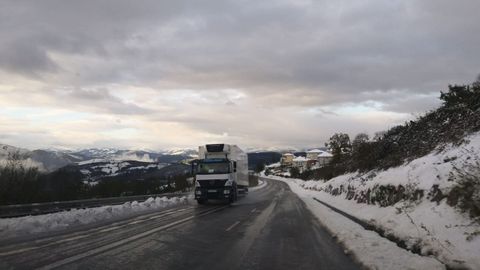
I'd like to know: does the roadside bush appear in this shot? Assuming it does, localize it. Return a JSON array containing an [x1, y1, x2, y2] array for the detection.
[[320, 79, 480, 180], [39, 167, 88, 201], [290, 167, 301, 179], [0, 152, 41, 205], [447, 150, 480, 220]]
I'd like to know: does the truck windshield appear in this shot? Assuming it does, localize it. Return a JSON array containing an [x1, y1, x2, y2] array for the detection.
[[197, 162, 230, 174]]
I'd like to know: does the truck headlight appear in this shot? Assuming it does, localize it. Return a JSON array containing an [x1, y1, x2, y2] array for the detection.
[[224, 180, 233, 186], [195, 181, 200, 187], [195, 190, 202, 195], [223, 190, 230, 194]]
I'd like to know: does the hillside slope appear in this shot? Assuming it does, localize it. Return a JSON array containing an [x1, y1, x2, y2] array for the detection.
[[282, 131, 480, 269]]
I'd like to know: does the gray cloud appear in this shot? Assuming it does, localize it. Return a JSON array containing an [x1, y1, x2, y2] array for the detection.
[[0, 38, 58, 77], [0, 0, 479, 149], [2, 1, 478, 97], [62, 88, 152, 115]]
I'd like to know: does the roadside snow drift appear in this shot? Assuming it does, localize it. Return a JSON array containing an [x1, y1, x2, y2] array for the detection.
[[0, 195, 192, 238], [274, 177, 445, 270]]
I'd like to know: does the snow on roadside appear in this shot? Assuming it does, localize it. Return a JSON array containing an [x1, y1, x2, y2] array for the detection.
[[0, 195, 193, 238], [249, 179, 267, 191], [307, 185, 480, 269], [268, 176, 445, 270]]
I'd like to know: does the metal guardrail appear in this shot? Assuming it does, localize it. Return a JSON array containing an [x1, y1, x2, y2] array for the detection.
[[0, 192, 191, 219]]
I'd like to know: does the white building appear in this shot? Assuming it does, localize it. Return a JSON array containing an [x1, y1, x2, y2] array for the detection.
[[305, 149, 334, 168], [306, 149, 324, 160], [292, 156, 308, 172], [317, 151, 333, 166]]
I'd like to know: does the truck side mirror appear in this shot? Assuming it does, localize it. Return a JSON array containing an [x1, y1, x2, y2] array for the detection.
[[233, 161, 237, 172]]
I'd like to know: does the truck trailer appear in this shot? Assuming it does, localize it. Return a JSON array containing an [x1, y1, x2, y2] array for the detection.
[[194, 144, 248, 204]]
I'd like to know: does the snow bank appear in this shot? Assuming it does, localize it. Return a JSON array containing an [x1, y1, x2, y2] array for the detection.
[[249, 180, 267, 191], [264, 131, 480, 269], [265, 162, 280, 168], [272, 176, 445, 270], [298, 180, 480, 269], [0, 195, 192, 238]]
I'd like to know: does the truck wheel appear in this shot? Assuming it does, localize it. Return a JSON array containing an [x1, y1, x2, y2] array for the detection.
[[229, 187, 238, 203]]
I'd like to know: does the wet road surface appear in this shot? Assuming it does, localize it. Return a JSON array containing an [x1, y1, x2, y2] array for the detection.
[[0, 179, 360, 270]]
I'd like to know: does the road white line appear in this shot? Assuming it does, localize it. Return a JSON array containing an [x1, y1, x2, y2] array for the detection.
[[225, 221, 241, 232], [147, 210, 186, 220], [0, 235, 90, 257], [218, 197, 279, 268], [49, 234, 89, 245], [250, 208, 257, 213], [0, 246, 38, 257], [35, 206, 228, 270], [127, 220, 144, 225], [103, 208, 193, 231], [1, 207, 195, 257], [27, 206, 193, 246], [99, 226, 122, 233]]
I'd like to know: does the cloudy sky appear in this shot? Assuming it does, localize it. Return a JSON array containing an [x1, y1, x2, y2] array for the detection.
[[0, 0, 479, 150]]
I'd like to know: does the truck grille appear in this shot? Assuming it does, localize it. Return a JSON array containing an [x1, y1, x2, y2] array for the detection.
[[198, 179, 227, 188]]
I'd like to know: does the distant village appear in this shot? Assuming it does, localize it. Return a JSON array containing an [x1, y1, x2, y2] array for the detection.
[[267, 149, 333, 177]]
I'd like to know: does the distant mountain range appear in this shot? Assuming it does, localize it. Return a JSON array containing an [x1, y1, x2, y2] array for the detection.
[[1, 143, 320, 172], [0, 144, 197, 172], [247, 152, 282, 170]]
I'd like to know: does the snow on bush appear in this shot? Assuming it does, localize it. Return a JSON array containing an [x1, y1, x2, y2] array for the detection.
[[0, 195, 192, 238]]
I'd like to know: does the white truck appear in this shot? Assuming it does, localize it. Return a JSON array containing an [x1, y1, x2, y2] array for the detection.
[[194, 144, 248, 204]]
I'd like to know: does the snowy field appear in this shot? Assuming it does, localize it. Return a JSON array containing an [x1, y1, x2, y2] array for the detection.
[[0, 195, 192, 238], [265, 131, 480, 270]]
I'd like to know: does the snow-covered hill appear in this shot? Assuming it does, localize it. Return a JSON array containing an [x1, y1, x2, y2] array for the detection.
[[70, 148, 197, 165], [160, 148, 197, 157], [59, 159, 190, 187], [0, 144, 30, 158], [0, 145, 198, 172], [29, 150, 83, 171], [265, 131, 480, 269], [76, 160, 168, 182], [1, 144, 37, 169]]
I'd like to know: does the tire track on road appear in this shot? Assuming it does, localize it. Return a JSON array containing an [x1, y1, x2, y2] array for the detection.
[[35, 205, 229, 270]]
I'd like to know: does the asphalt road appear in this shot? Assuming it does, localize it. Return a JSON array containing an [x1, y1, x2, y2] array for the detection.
[[0, 179, 360, 270]]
